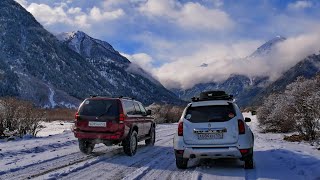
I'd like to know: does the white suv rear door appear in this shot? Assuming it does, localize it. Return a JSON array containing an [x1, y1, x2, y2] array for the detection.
[[183, 103, 239, 145]]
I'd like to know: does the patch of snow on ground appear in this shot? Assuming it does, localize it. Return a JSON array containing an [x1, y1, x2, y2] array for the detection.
[[37, 121, 74, 137]]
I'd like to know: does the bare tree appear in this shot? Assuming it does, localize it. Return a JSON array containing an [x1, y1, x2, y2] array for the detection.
[[148, 104, 184, 124], [0, 98, 45, 138], [257, 75, 320, 141]]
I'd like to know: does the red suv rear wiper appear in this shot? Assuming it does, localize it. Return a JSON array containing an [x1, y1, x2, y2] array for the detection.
[[97, 105, 112, 118]]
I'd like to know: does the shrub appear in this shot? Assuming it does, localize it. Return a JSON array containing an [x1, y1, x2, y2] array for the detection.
[[44, 108, 76, 121], [257, 75, 320, 141], [258, 93, 296, 133], [0, 97, 45, 137], [148, 103, 185, 124]]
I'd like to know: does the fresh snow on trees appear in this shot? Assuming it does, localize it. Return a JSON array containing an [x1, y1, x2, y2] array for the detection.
[[257, 75, 320, 141]]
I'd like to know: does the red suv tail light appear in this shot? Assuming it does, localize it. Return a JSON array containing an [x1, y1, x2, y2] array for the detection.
[[178, 121, 183, 136], [119, 113, 125, 123], [238, 119, 245, 134], [75, 112, 80, 121], [118, 101, 125, 124]]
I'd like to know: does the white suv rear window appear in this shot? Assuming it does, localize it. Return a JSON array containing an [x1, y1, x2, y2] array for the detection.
[[185, 104, 235, 123]]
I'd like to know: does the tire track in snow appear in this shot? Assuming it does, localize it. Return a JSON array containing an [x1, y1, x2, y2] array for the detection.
[[65, 145, 171, 179], [136, 155, 176, 180], [121, 149, 173, 180], [0, 145, 112, 180], [35, 127, 176, 179], [0, 139, 77, 158]]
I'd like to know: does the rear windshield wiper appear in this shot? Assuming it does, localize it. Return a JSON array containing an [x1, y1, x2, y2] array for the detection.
[[208, 118, 225, 122], [97, 105, 112, 118]]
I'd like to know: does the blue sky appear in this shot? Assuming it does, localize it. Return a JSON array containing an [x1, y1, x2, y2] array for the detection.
[[16, 0, 320, 89]]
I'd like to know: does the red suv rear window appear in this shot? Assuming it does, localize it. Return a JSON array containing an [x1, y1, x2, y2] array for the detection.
[[79, 99, 119, 117]]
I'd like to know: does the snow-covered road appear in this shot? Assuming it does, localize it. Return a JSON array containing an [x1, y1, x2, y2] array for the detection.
[[0, 114, 319, 180]]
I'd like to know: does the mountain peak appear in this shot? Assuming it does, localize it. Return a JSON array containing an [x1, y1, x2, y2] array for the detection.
[[249, 35, 286, 58], [268, 35, 286, 44], [56, 31, 87, 42], [56, 30, 130, 63]]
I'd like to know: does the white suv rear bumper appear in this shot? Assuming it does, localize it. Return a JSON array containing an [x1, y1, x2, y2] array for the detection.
[[174, 134, 253, 159]]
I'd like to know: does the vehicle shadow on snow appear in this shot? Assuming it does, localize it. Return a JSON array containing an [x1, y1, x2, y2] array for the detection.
[[246, 149, 320, 180], [185, 149, 320, 180], [186, 158, 245, 177]]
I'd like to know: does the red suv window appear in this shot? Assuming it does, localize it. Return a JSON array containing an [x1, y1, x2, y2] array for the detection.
[[79, 99, 119, 117], [123, 100, 135, 115], [133, 102, 143, 115]]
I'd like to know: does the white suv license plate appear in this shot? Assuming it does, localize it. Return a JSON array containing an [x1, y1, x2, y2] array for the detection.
[[198, 133, 223, 140], [88, 121, 106, 127]]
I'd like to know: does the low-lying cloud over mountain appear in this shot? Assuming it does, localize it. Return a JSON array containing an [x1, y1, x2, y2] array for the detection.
[[133, 31, 320, 89]]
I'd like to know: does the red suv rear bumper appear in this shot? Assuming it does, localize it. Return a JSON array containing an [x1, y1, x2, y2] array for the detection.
[[74, 130, 124, 140]]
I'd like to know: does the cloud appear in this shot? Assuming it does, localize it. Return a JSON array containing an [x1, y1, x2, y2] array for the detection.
[[263, 31, 320, 79], [15, 0, 27, 7], [134, 32, 262, 65], [288, 1, 312, 10], [89, 7, 125, 21], [152, 31, 320, 89], [67, 7, 81, 14], [122, 52, 162, 85], [178, 3, 233, 31], [151, 40, 261, 89], [16, 1, 125, 29], [211, 0, 224, 7], [122, 53, 154, 74], [26, 3, 72, 26], [139, 0, 233, 31]]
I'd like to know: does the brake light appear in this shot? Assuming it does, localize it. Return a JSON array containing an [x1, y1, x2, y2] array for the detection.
[[75, 112, 80, 121], [119, 113, 125, 123], [239, 149, 249, 155], [118, 100, 125, 124], [178, 121, 183, 136], [175, 150, 184, 154], [238, 119, 245, 134]]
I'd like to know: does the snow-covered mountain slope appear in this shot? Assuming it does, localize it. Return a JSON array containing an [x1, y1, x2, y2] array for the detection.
[[1, 114, 319, 179], [174, 36, 320, 107], [0, 0, 181, 106], [0, 0, 103, 107], [56, 31, 130, 64], [57, 31, 180, 105]]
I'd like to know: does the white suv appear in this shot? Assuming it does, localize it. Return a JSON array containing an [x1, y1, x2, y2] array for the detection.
[[173, 91, 254, 169]]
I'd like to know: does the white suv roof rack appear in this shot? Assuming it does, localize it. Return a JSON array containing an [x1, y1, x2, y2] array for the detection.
[[191, 91, 234, 102]]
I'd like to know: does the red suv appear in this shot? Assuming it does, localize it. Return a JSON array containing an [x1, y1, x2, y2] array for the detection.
[[73, 96, 156, 156]]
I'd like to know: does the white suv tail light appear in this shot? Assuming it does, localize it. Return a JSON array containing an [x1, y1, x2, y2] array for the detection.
[[238, 119, 245, 134], [178, 121, 183, 136]]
